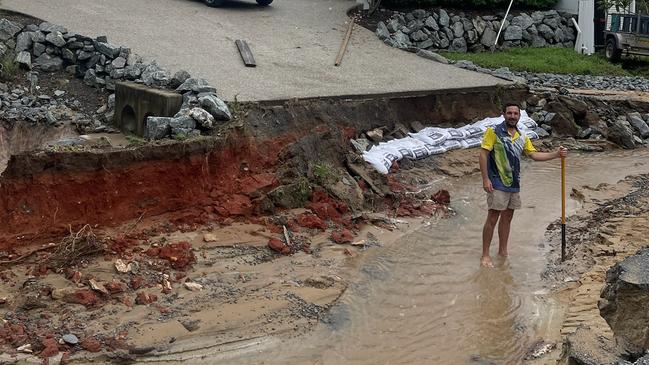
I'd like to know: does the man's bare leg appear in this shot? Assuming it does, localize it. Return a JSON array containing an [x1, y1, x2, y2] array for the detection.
[[497, 209, 515, 258], [481, 209, 501, 267]]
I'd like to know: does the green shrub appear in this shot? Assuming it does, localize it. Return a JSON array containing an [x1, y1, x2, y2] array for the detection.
[[382, 0, 559, 9]]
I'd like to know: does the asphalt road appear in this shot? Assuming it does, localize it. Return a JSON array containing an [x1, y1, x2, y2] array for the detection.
[[4, 0, 507, 101]]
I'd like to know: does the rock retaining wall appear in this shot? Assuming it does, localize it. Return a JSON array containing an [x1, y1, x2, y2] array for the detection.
[[0, 17, 231, 140], [375, 9, 577, 53]]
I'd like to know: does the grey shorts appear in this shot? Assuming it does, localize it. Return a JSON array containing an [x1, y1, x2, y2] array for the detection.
[[487, 190, 522, 211]]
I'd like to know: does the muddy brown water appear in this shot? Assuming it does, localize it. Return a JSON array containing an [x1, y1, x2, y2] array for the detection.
[[190, 149, 649, 365]]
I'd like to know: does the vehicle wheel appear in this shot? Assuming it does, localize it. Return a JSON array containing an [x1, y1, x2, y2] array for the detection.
[[256, 0, 273, 6], [204, 0, 225, 7], [605, 38, 622, 62]]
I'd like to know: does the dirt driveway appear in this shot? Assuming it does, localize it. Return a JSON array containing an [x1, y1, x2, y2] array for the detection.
[[3, 0, 506, 101]]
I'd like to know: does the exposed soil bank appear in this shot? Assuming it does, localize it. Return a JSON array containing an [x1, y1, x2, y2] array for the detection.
[[0, 85, 527, 247]]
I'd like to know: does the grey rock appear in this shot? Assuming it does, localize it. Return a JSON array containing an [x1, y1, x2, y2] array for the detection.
[[127, 53, 143, 66], [504, 25, 523, 41], [188, 107, 216, 129], [455, 60, 477, 71], [34, 54, 63, 72], [425, 16, 439, 31], [124, 64, 143, 79], [30, 31, 46, 43], [531, 11, 545, 24], [608, 118, 636, 149], [108, 94, 115, 109], [376, 21, 390, 40], [77, 50, 94, 61], [599, 248, 649, 357], [531, 35, 547, 47], [32, 42, 46, 56], [563, 327, 620, 365], [15, 32, 33, 52], [95, 42, 121, 58], [462, 18, 474, 32], [387, 18, 401, 33], [416, 49, 449, 64], [438, 9, 450, 27], [199, 94, 232, 122], [54, 90, 66, 97], [443, 27, 454, 42], [84, 69, 98, 87], [543, 16, 561, 29], [351, 138, 370, 153], [513, 13, 534, 29], [535, 127, 550, 138], [62, 334, 79, 345], [410, 30, 428, 42], [39, 22, 67, 34], [452, 21, 464, 38], [642, 113, 649, 122], [554, 27, 565, 43], [170, 115, 197, 130], [473, 17, 487, 35], [67, 41, 83, 50], [45, 31, 66, 47], [25, 24, 39, 32], [15, 51, 31, 69], [176, 78, 216, 94], [0, 19, 22, 42], [467, 30, 478, 44], [170, 70, 191, 89], [449, 37, 467, 52], [110, 68, 126, 79], [111, 56, 127, 69], [393, 31, 411, 46], [627, 112, 649, 138], [412, 9, 427, 19], [61, 48, 75, 62], [538, 24, 555, 40], [145, 116, 172, 140], [578, 127, 592, 139], [481, 27, 498, 47]]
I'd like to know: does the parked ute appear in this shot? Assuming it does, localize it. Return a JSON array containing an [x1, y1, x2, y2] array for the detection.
[[204, 0, 273, 6], [605, 13, 649, 61]]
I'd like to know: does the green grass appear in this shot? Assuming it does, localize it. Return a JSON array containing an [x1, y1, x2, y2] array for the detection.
[[441, 47, 634, 76], [0, 55, 19, 81]]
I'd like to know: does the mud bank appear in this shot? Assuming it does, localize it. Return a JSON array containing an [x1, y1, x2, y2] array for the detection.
[[0, 85, 527, 247]]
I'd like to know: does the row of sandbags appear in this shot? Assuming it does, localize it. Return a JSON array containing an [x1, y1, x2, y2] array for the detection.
[[363, 111, 539, 174]]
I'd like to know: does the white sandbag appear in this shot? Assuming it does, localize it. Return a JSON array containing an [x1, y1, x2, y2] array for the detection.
[[425, 143, 448, 155], [446, 128, 468, 140], [474, 116, 503, 129], [442, 139, 463, 151], [518, 119, 538, 130], [460, 125, 486, 138], [410, 128, 448, 145], [460, 137, 483, 149], [524, 130, 540, 140], [387, 137, 430, 160], [362, 148, 400, 175]]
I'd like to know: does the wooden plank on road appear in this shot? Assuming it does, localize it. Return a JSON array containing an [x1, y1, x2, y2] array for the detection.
[[235, 40, 256, 67]]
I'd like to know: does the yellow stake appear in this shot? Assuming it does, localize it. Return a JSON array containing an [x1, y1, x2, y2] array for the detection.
[[561, 156, 566, 261]]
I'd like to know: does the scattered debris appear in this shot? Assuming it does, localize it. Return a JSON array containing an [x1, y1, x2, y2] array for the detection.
[[114, 259, 132, 273], [183, 282, 203, 291]]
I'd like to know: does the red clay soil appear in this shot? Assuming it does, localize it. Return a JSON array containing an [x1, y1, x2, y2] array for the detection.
[[0, 131, 296, 249]]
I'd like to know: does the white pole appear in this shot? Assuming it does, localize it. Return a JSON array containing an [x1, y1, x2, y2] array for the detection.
[[495, 0, 515, 47]]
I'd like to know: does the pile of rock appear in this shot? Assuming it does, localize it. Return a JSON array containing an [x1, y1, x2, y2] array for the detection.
[[145, 77, 233, 140], [0, 73, 114, 133], [0, 17, 232, 140], [524, 91, 649, 149], [375, 9, 576, 53]]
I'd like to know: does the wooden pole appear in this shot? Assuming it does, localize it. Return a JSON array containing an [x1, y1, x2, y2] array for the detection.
[[561, 156, 566, 262], [335, 17, 355, 66]]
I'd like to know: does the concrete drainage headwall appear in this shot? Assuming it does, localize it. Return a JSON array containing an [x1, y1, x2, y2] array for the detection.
[[114, 82, 183, 136]]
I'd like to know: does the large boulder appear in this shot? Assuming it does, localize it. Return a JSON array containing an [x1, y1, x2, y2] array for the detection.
[[561, 327, 620, 365], [503, 25, 522, 41], [599, 248, 649, 357], [15, 32, 33, 52], [544, 101, 580, 137], [376, 21, 390, 40], [188, 107, 216, 129], [608, 118, 636, 149], [45, 31, 66, 47], [626, 112, 649, 139], [481, 27, 497, 48], [15, 51, 32, 69], [198, 94, 232, 122], [558, 95, 588, 120]]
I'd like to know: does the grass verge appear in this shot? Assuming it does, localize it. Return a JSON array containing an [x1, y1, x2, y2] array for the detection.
[[440, 47, 637, 76]]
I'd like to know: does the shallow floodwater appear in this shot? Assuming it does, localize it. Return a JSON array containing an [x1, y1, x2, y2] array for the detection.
[[219, 149, 649, 365]]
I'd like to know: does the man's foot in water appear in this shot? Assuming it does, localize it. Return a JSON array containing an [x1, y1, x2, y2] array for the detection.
[[480, 255, 494, 268]]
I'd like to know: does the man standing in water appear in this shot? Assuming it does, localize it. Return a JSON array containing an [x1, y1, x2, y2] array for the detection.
[[479, 103, 568, 268]]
